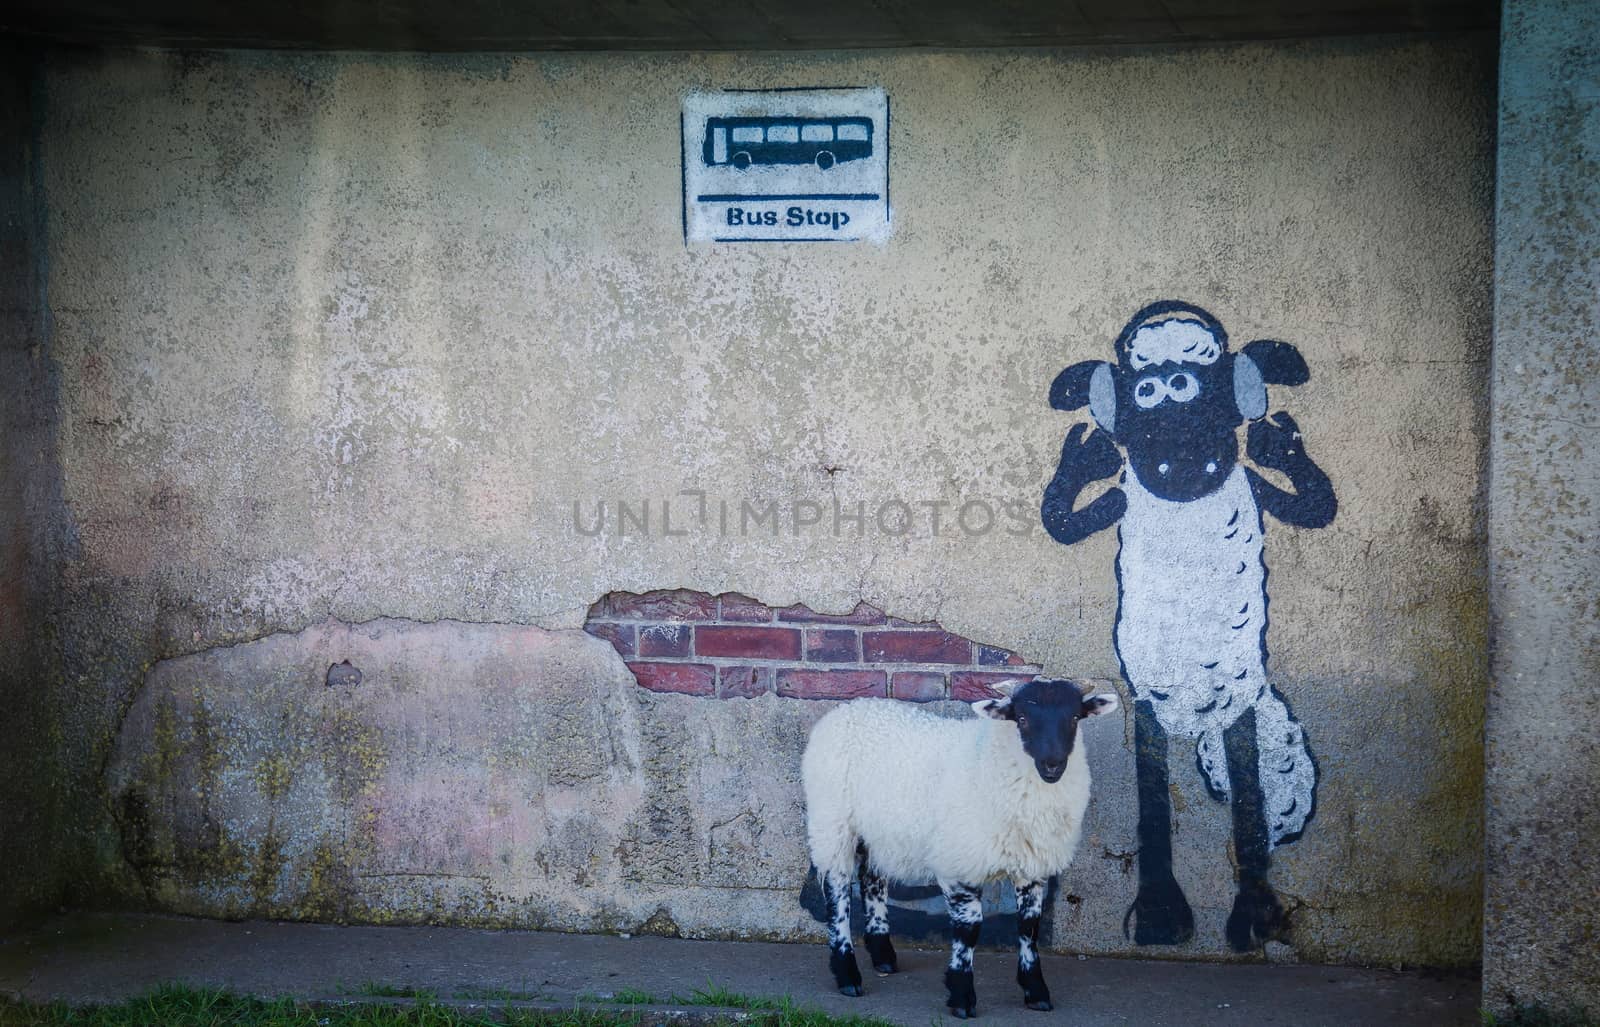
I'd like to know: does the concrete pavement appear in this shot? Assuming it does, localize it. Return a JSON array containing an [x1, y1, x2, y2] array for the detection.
[[0, 913, 1479, 1025]]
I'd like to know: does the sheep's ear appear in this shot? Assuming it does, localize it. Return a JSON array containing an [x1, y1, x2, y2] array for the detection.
[[972, 697, 1014, 721], [991, 678, 1025, 697], [1080, 693, 1120, 718]]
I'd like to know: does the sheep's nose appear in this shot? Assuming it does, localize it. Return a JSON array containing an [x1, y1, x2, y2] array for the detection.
[[1040, 761, 1065, 778]]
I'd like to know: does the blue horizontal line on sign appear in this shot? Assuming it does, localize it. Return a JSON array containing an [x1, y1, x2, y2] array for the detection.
[[712, 237, 843, 243], [696, 193, 881, 202]]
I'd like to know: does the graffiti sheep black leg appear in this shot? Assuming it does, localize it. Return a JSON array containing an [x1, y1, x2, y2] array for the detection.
[[1127, 699, 1196, 944], [1015, 880, 1052, 1011], [1224, 707, 1289, 951], [857, 844, 898, 974], [1043, 300, 1336, 949], [941, 882, 983, 1019], [823, 868, 864, 996]]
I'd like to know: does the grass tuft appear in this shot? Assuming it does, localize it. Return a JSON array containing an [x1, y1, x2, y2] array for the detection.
[[0, 984, 896, 1027]]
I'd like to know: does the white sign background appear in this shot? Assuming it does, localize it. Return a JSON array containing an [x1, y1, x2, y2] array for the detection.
[[681, 88, 891, 244]]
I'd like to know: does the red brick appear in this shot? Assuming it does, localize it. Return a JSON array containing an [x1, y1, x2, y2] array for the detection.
[[778, 601, 886, 625], [949, 671, 1033, 701], [601, 589, 717, 621], [891, 671, 947, 702], [695, 625, 802, 660], [777, 668, 887, 700], [719, 665, 775, 698], [718, 593, 774, 623], [638, 623, 692, 658], [977, 645, 1029, 667], [805, 628, 860, 663], [862, 630, 972, 665], [584, 622, 635, 657], [627, 661, 716, 696]]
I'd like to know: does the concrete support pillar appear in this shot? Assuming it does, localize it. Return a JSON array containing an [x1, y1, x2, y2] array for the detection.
[[1485, 0, 1600, 1013]]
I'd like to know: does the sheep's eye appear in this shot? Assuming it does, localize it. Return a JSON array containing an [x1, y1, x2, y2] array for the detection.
[[1015, 715, 1029, 728], [1166, 372, 1199, 403]]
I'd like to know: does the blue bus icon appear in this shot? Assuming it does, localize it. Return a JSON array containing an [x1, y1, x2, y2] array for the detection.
[[703, 116, 873, 170]]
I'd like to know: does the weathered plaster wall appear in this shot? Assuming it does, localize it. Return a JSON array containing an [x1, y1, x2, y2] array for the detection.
[[0, 43, 66, 927], [42, 40, 1494, 965], [1485, 0, 1600, 1011]]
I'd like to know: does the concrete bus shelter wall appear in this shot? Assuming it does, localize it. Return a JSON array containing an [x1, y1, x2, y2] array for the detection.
[[1484, 0, 1600, 1011], [26, 38, 1494, 966]]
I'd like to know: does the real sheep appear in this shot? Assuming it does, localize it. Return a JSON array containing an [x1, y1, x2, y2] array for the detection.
[[800, 678, 1119, 1019]]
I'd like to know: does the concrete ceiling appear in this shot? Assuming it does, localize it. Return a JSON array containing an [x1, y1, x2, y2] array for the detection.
[[2, 0, 1497, 51]]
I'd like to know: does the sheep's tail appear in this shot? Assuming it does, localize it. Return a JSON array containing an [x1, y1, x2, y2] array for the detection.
[[1194, 686, 1316, 850]]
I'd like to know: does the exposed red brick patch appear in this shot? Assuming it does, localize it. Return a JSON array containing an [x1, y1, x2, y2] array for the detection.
[[637, 624, 692, 658], [719, 593, 774, 623], [586, 589, 1043, 701], [778, 601, 887, 625], [719, 665, 775, 698], [977, 645, 1029, 667], [602, 589, 718, 621], [950, 671, 1031, 701], [585, 622, 636, 657], [805, 628, 860, 663], [778, 668, 887, 700], [891, 671, 948, 702], [696, 625, 803, 660], [627, 661, 716, 696], [862, 630, 972, 665]]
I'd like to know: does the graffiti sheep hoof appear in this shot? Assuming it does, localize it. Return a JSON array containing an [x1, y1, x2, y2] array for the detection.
[[1124, 878, 1196, 946], [1225, 878, 1288, 952]]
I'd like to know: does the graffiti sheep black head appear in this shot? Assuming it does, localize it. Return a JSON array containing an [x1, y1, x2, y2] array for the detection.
[[1048, 300, 1310, 502], [972, 678, 1118, 783]]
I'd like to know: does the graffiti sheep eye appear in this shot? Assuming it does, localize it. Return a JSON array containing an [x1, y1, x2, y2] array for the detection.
[[1166, 372, 1199, 403], [1134, 377, 1164, 409]]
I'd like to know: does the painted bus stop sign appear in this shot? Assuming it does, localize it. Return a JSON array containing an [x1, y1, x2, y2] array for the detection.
[[682, 88, 890, 244]]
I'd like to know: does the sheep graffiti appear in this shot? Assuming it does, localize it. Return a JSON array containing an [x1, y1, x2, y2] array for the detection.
[[1042, 300, 1336, 952]]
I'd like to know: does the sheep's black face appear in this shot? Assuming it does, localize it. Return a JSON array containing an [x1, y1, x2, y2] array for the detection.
[[974, 679, 1120, 783], [1115, 355, 1242, 503]]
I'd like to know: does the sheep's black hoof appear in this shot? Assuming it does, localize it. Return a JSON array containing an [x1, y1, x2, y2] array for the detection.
[[1225, 877, 1287, 953], [1124, 878, 1195, 946], [830, 948, 864, 994], [864, 933, 898, 974], [1018, 969, 1051, 1011], [945, 969, 977, 1019]]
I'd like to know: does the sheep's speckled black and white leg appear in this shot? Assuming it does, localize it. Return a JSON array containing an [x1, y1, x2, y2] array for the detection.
[[823, 869, 864, 996], [1015, 880, 1052, 1010], [856, 844, 897, 974], [941, 882, 983, 1018]]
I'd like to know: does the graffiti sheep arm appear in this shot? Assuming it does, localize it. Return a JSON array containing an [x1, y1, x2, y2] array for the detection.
[[800, 680, 1118, 1018]]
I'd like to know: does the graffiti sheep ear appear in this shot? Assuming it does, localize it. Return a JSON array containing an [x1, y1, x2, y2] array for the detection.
[[1233, 352, 1268, 422], [1049, 360, 1105, 411], [1240, 339, 1310, 386]]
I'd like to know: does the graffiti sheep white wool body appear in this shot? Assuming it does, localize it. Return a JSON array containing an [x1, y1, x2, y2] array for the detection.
[[1117, 463, 1315, 847], [801, 698, 1091, 887]]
